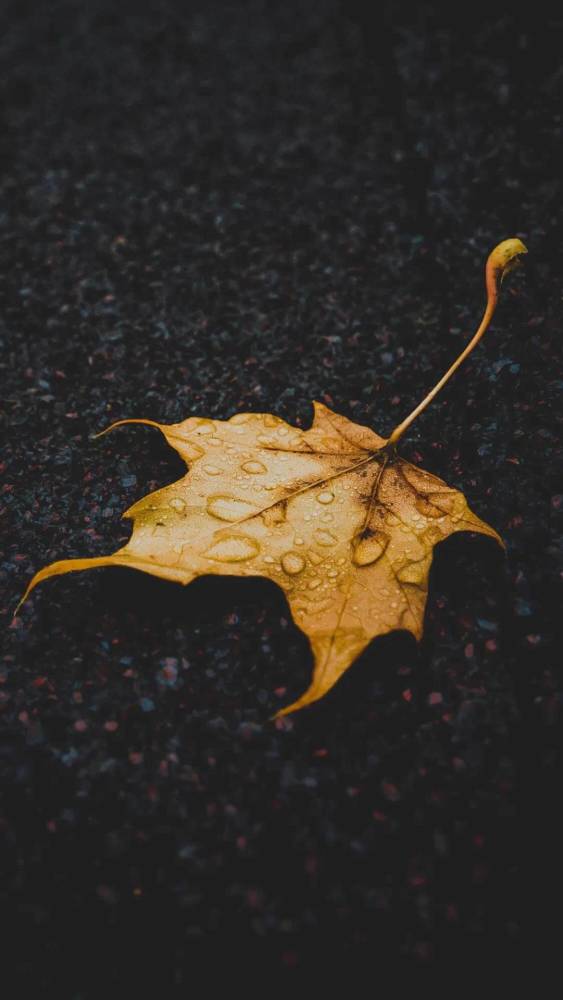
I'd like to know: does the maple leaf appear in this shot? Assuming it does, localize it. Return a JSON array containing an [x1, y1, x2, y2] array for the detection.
[[18, 239, 527, 716]]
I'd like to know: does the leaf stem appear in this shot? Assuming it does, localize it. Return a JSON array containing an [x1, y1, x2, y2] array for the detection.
[[386, 238, 527, 449]]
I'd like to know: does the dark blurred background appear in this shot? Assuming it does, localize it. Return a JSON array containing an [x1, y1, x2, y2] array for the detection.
[[1, 0, 562, 991]]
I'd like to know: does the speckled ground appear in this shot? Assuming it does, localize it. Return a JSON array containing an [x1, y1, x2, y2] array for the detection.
[[1, 0, 562, 991]]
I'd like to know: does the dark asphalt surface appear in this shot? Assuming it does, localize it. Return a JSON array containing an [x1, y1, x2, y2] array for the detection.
[[1, 0, 562, 991]]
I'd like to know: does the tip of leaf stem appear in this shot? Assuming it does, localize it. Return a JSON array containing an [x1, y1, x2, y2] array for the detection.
[[487, 238, 528, 300]]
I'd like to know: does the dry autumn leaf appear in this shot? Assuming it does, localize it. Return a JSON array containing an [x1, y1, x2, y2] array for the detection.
[[18, 238, 527, 716]]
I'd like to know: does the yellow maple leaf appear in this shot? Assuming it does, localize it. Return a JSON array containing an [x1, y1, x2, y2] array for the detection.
[[18, 239, 527, 716]]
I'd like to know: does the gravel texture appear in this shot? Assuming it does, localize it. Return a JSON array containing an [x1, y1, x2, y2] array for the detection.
[[1, 0, 562, 990]]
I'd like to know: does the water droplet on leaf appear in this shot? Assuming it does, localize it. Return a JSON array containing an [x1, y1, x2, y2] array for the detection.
[[242, 460, 267, 474], [281, 552, 305, 575], [207, 495, 258, 522], [204, 533, 260, 562]]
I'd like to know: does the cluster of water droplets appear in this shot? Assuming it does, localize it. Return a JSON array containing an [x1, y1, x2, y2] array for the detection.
[[154, 414, 465, 631]]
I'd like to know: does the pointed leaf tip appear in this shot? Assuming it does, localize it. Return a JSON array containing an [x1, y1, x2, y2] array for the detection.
[[15, 556, 123, 616]]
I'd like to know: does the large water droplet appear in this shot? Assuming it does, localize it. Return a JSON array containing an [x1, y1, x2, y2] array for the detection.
[[308, 550, 323, 566], [204, 533, 260, 563], [242, 460, 267, 475], [169, 497, 186, 512], [294, 536, 304, 546], [317, 490, 334, 505], [308, 577, 322, 590], [314, 528, 337, 547], [281, 551, 305, 575], [352, 530, 390, 567], [203, 465, 221, 476], [207, 495, 258, 522]]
